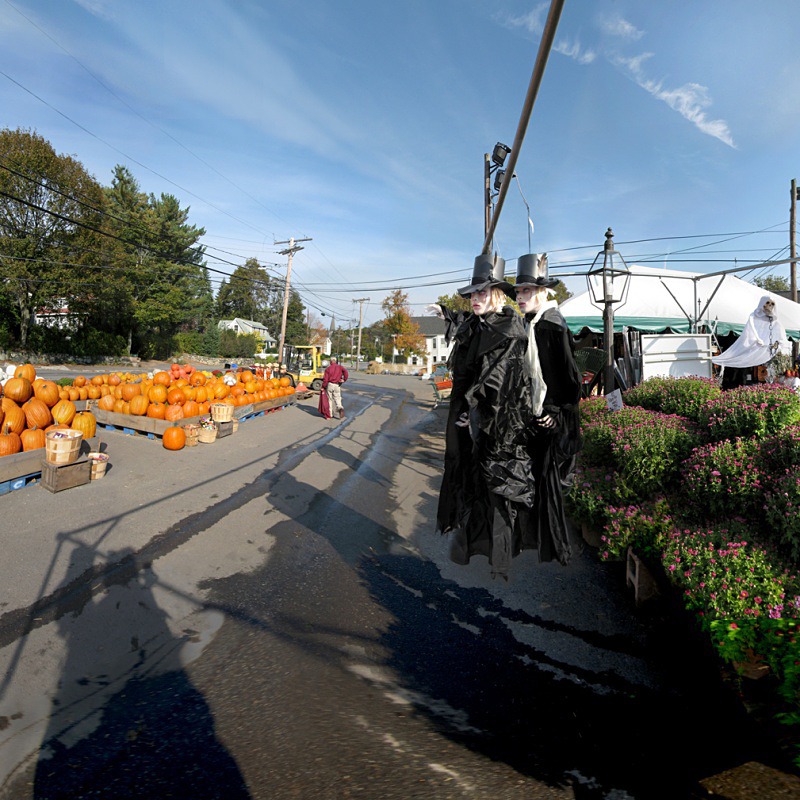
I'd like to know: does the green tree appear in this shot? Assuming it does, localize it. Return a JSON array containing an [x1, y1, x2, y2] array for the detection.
[[0, 128, 105, 346], [381, 289, 426, 357], [99, 165, 207, 357], [755, 275, 790, 293], [215, 258, 275, 321]]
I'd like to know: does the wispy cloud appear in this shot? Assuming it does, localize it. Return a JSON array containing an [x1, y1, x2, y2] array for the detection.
[[71, 0, 115, 20], [599, 14, 643, 41], [503, 5, 596, 65], [553, 38, 596, 65], [612, 53, 736, 147]]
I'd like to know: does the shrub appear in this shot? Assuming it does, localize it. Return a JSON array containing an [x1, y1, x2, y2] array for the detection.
[[578, 395, 611, 424], [580, 405, 656, 467], [680, 438, 764, 522], [757, 424, 800, 474], [563, 464, 634, 531], [698, 384, 800, 442], [763, 468, 800, 566], [611, 413, 701, 497], [600, 497, 675, 561], [623, 375, 721, 422]]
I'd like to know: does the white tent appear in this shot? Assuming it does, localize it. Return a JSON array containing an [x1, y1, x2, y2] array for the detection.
[[559, 264, 800, 342]]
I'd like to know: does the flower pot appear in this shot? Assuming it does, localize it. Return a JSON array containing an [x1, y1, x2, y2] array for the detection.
[[625, 547, 660, 606], [581, 522, 603, 549]]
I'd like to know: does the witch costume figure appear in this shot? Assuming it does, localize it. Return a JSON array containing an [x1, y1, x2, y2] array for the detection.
[[712, 295, 788, 388], [513, 254, 583, 565], [435, 254, 539, 579]]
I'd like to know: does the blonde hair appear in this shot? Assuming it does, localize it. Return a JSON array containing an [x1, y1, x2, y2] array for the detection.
[[488, 287, 507, 313]]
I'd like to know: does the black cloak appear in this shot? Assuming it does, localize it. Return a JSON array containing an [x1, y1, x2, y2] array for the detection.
[[436, 306, 538, 578], [516, 306, 583, 565]]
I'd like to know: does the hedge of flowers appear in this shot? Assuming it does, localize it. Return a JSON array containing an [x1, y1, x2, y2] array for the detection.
[[567, 377, 800, 764]]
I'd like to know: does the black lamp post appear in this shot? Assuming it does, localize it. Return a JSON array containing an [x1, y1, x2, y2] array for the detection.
[[586, 228, 631, 394]]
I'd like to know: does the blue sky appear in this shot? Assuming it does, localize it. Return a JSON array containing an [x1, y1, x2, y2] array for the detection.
[[2, 0, 800, 327]]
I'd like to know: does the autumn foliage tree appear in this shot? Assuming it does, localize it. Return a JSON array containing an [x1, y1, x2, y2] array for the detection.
[[381, 289, 426, 358]]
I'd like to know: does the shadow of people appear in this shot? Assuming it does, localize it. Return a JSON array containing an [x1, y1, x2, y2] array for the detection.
[[33, 544, 249, 799]]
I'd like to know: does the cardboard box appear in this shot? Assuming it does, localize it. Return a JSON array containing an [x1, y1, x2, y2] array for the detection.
[[40, 455, 91, 493]]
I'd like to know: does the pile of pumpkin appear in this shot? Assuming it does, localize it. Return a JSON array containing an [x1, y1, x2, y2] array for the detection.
[[0, 364, 97, 457]]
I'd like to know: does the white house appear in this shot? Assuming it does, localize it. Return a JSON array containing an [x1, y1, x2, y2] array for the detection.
[[399, 316, 453, 372], [217, 318, 277, 349]]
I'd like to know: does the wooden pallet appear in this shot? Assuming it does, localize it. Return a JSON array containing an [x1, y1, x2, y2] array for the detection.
[[0, 437, 98, 496]]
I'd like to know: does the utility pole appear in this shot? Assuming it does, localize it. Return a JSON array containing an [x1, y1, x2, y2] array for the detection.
[[274, 236, 312, 361], [792, 180, 798, 365], [352, 297, 369, 370]]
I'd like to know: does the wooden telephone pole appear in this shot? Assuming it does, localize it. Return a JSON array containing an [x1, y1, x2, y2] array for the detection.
[[352, 297, 369, 369], [275, 236, 312, 361]]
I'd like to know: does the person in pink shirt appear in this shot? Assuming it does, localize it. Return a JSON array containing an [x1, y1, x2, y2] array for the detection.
[[322, 357, 349, 419]]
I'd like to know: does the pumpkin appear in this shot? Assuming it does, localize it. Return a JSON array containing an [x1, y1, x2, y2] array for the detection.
[[14, 363, 36, 382], [182, 400, 200, 418], [90, 375, 105, 386], [73, 375, 87, 388], [71, 411, 97, 439], [146, 402, 167, 420], [113, 399, 128, 414], [153, 371, 172, 386], [190, 372, 206, 386], [0, 422, 22, 457], [167, 387, 186, 406], [121, 382, 141, 401], [0, 404, 4, 430], [22, 397, 53, 430], [51, 399, 77, 426], [164, 403, 185, 422], [108, 373, 121, 386], [3, 377, 33, 404], [87, 385, 101, 400], [20, 425, 46, 451], [97, 394, 116, 411], [162, 425, 186, 451], [1, 401, 26, 435], [67, 387, 80, 401], [34, 380, 60, 407], [129, 395, 149, 416]]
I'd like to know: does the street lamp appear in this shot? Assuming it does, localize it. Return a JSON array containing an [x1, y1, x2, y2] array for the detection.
[[586, 228, 631, 394], [485, 142, 512, 237]]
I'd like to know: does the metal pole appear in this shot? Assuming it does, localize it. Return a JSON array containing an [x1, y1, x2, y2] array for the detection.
[[482, 0, 565, 255], [792, 179, 798, 365], [603, 295, 615, 395], [484, 153, 491, 239]]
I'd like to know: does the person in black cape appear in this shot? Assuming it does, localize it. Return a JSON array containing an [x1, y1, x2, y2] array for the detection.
[[513, 253, 583, 565], [433, 254, 539, 579]]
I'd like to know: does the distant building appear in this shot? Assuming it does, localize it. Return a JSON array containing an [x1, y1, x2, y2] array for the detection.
[[33, 299, 83, 331], [217, 318, 277, 349], [396, 316, 452, 371]]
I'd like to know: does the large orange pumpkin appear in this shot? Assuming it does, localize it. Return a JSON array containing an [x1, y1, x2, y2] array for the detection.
[[167, 387, 186, 406], [71, 411, 97, 439], [97, 394, 116, 412], [146, 402, 167, 420], [1, 401, 25, 435], [148, 384, 168, 403], [121, 383, 141, 401], [153, 371, 172, 386], [22, 397, 53, 430], [0, 422, 22, 456], [164, 404, 185, 422], [87, 385, 101, 400], [33, 380, 60, 407], [3, 377, 33, 404], [14, 363, 36, 382], [190, 372, 206, 386], [14, 365, 35, 382], [129, 395, 149, 416], [90, 375, 105, 386], [163, 425, 186, 451], [51, 399, 77, 426], [182, 400, 200, 418], [73, 375, 87, 388], [20, 425, 46, 452]]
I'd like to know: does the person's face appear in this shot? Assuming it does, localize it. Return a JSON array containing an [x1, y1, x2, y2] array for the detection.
[[763, 300, 775, 315], [516, 286, 536, 314], [470, 288, 491, 315]]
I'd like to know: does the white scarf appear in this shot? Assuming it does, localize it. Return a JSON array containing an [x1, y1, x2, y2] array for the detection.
[[527, 299, 558, 416]]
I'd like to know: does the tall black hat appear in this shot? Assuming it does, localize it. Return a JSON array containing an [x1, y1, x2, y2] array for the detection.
[[457, 254, 514, 297], [513, 253, 558, 289]]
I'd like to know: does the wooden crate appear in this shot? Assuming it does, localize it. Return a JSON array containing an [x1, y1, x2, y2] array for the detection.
[[215, 421, 234, 438], [40, 455, 91, 493]]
